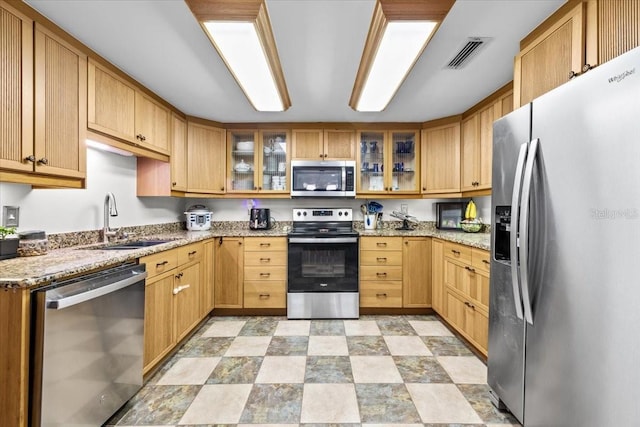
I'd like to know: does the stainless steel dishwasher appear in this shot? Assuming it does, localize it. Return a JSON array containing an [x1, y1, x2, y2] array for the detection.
[[30, 263, 147, 427]]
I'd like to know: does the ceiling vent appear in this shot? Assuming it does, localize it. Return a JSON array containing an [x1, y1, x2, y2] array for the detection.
[[445, 37, 492, 69]]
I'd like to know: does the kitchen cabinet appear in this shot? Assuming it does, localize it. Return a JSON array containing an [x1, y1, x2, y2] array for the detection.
[[243, 237, 287, 308], [441, 241, 490, 356], [0, 5, 87, 187], [360, 237, 403, 307], [431, 239, 445, 313], [170, 113, 187, 192], [421, 119, 461, 195], [187, 120, 226, 194], [202, 240, 216, 317], [402, 237, 431, 308], [357, 130, 420, 195], [88, 59, 170, 156], [141, 242, 204, 372], [227, 129, 290, 194], [292, 129, 355, 160], [215, 237, 244, 308]]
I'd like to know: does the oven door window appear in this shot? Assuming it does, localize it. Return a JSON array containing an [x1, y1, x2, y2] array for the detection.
[[292, 166, 344, 192], [288, 240, 358, 292]]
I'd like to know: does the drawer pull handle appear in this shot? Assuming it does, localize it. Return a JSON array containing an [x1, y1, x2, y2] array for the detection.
[[451, 250, 461, 255], [172, 284, 191, 295], [465, 266, 476, 273], [156, 261, 169, 267], [188, 250, 197, 256], [260, 243, 271, 247], [175, 272, 184, 279], [259, 293, 270, 299], [376, 293, 387, 298], [482, 260, 490, 265], [260, 273, 271, 277], [376, 272, 387, 277], [376, 242, 387, 247], [376, 257, 387, 262], [260, 258, 271, 262]]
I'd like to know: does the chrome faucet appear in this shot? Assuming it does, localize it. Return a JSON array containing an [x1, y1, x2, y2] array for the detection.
[[103, 192, 119, 243]]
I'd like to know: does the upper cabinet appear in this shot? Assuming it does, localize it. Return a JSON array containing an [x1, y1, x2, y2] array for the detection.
[[421, 119, 461, 195], [292, 129, 355, 160], [187, 121, 226, 194], [170, 113, 187, 192], [357, 130, 420, 195], [226, 129, 290, 194], [514, 0, 640, 107], [88, 59, 170, 156], [1, 2, 86, 188]]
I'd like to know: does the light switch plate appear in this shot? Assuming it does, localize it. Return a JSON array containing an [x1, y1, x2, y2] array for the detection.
[[2, 206, 19, 227]]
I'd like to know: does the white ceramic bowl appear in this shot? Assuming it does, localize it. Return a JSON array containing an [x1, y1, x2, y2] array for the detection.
[[236, 141, 254, 151]]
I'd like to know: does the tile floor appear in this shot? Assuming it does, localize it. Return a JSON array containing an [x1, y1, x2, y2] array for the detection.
[[106, 315, 520, 427]]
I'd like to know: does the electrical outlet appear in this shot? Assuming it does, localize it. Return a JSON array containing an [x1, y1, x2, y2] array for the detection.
[[401, 204, 408, 215], [2, 206, 19, 227]]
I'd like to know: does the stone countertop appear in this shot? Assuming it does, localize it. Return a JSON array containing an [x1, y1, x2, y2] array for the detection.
[[0, 223, 489, 289]]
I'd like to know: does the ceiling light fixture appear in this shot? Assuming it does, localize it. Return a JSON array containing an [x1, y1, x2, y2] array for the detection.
[[185, 0, 291, 112], [350, 0, 455, 112]]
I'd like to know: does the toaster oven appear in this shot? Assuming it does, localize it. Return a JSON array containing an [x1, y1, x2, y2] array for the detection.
[[435, 202, 464, 230]]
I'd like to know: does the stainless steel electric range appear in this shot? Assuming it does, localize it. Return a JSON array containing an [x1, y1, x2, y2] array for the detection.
[[287, 208, 359, 319]]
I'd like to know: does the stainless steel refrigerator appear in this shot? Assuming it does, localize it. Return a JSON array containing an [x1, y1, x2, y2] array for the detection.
[[488, 45, 640, 427]]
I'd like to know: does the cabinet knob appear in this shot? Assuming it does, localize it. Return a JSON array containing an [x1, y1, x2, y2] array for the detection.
[[172, 182, 177, 186], [258, 186, 262, 190], [582, 63, 593, 73], [451, 249, 460, 256], [24, 155, 35, 163], [324, 154, 328, 158], [568, 70, 579, 80], [38, 158, 48, 165], [319, 154, 324, 158], [136, 134, 143, 141], [422, 187, 426, 191], [221, 187, 225, 191]]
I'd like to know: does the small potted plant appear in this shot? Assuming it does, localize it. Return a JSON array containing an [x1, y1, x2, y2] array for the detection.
[[0, 226, 19, 260]]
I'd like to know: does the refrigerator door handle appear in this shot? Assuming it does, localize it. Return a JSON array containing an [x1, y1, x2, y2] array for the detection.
[[509, 143, 528, 320], [519, 138, 539, 325]]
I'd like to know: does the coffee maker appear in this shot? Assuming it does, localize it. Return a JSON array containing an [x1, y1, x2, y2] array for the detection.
[[249, 208, 272, 230]]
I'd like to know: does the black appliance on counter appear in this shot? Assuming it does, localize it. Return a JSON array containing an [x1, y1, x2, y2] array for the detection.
[[287, 208, 359, 319], [435, 202, 465, 230], [249, 208, 273, 230]]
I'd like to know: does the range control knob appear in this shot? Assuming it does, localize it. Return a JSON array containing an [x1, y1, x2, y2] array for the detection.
[[303, 211, 307, 216], [296, 211, 302, 216], [344, 211, 349, 216], [338, 211, 343, 216]]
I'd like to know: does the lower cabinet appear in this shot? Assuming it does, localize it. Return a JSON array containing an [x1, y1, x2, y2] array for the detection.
[[243, 237, 287, 309], [360, 237, 403, 307], [402, 237, 432, 307], [214, 237, 244, 308], [141, 242, 204, 373]]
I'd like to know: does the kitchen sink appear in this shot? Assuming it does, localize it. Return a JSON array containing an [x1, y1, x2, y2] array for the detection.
[[88, 240, 174, 250]]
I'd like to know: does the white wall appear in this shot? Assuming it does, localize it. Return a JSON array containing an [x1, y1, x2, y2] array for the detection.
[[0, 146, 491, 233]]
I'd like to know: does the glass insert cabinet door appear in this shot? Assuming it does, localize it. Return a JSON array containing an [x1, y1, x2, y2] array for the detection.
[[390, 131, 419, 193], [228, 130, 257, 192], [261, 130, 289, 193]]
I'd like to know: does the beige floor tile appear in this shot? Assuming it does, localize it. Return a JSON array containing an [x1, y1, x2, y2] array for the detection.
[[350, 356, 403, 383], [201, 320, 247, 337], [224, 336, 272, 356], [178, 384, 252, 424], [409, 320, 453, 336], [383, 336, 433, 356], [344, 320, 381, 336], [255, 356, 307, 383], [406, 383, 482, 424], [437, 356, 487, 384], [156, 357, 221, 385], [300, 383, 360, 423], [274, 320, 311, 336], [307, 336, 349, 356]]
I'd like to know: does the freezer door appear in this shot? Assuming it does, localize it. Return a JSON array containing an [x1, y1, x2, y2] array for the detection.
[[487, 104, 531, 423], [525, 47, 640, 426]]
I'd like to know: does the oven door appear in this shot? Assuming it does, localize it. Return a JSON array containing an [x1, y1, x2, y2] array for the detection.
[[288, 236, 358, 292]]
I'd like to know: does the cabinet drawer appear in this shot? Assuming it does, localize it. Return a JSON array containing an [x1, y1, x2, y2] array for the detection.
[[360, 250, 402, 266], [244, 265, 287, 281], [244, 237, 287, 251], [471, 248, 490, 274], [244, 251, 287, 266], [443, 241, 471, 264], [360, 281, 402, 307], [177, 242, 204, 265], [360, 237, 402, 251], [244, 281, 286, 308], [360, 265, 403, 281], [141, 249, 178, 278]]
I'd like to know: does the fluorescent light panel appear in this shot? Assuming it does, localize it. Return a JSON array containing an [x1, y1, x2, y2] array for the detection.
[[204, 21, 283, 112], [356, 21, 437, 112]]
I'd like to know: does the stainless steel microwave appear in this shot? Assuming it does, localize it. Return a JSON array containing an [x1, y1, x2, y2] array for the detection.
[[290, 160, 356, 197]]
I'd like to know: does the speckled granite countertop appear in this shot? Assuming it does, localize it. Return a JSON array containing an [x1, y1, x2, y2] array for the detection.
[[0, 221, 489, 289]]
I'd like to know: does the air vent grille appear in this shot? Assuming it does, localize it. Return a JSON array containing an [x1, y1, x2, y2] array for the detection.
[[446, 37, 492, 69]]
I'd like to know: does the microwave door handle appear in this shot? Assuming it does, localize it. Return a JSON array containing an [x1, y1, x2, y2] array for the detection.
[[510, 142, 528, 321], [519, 138, 539, 325]]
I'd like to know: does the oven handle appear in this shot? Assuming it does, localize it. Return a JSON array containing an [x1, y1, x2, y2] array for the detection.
[[288, 237, 358, 244]]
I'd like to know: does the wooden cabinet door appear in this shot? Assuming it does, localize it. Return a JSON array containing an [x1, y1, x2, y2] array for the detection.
[[202, 240, 215, 317], [389, 130, 420, 193], [589, 0, 640, 66], [174, 262, 202, 342], [431, 239, 444, 314], [0, 2, 33, 173], [170, 113, 187, 191], [402, 237, 431, 308], [461, 114, 479, 191], [515, 2, 585, 107], [144, 272, 174, 371], [33, 24, 87, 179], [135, 92, 170, 155], [215, 237, 244, 308], [477, 102, 501, 189], [187, 121, 226, 193], [324, 129, 355, 160], [421, 122, 460, 194], [292, 129, 323, 160], [87, 59, 136, 142]]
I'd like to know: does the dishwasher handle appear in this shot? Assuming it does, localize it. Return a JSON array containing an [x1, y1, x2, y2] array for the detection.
[[46, 268, 147, 310]]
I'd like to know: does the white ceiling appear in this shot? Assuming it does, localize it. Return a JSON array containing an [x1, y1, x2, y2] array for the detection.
[[25, 0, 563, 123]]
